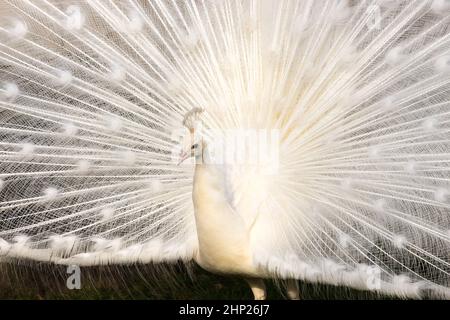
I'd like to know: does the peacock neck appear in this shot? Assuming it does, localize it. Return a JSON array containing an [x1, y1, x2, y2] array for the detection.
[[192, 144, 229, 203], [192, 163, 228, 204], [191, 153, 255, 275]]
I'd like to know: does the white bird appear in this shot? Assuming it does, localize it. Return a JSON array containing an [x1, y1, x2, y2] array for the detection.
[[0, 0, 450, 300]]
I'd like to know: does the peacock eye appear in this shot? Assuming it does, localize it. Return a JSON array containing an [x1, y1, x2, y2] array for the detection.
[[191, 143, 198, 150]]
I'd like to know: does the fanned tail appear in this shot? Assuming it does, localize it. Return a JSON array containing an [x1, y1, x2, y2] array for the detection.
[[0, 0, 449, 298]]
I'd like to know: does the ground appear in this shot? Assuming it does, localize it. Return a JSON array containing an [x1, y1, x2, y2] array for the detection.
[[0, 262, 387, 300]]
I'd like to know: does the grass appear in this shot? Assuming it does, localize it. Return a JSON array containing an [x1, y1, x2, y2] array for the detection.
[[0, 261, 388, 300]]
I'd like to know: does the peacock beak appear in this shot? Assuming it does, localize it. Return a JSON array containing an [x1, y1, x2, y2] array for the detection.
[[177, 150, 190, 165]]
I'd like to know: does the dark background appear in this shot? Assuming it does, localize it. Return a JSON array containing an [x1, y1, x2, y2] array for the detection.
[[0, 261, 388, 300]]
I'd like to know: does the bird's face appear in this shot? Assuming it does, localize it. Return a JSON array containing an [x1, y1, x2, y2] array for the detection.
[[178, 133, 204, 165]]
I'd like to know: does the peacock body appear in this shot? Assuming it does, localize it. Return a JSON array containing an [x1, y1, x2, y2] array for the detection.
[[0, 0, 450, 299]]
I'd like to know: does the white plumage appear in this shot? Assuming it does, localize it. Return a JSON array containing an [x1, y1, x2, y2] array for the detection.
[[0, 0, 450, 299]]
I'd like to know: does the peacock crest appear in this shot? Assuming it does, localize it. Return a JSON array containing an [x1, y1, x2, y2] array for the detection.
[[182, 108, 204, 132]]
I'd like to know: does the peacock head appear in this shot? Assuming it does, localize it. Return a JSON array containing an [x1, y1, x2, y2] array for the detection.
[[178, 107, 206, 165]]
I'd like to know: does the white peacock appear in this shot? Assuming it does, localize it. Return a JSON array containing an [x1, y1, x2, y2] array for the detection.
[[0, 0, 450, 299]]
